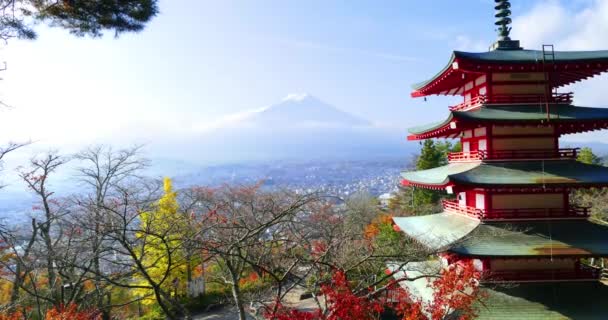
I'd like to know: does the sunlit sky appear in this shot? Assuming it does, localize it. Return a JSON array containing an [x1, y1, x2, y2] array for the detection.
[[0, 0, 607, 154]]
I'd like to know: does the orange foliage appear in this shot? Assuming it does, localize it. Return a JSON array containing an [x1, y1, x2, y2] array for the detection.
[[45, 304, 101, 320], [364, 214, 394, 239], [239, 272, 261, 287], [0, 310, 23, 320]]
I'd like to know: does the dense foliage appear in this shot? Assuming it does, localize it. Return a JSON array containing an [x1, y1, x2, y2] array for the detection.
[[0, 0, 158, 40]]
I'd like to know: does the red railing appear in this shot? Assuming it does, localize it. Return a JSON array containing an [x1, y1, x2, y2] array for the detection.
[[449, 92, 574, 112], [442, 200, 590, 220], [442, 200, 484, 219], [449, 95, 487, 111], [447, 148, 579, 162], [487, 265, 601, 282], [447, 150, 485, 162], [486, 206, 590, 220]]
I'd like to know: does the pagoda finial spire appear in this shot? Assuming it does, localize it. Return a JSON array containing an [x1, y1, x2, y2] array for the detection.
[[490, 0, 521, 50], [494, 0, 512, 41]]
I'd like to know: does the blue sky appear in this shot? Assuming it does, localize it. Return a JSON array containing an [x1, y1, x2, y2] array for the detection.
[[0, 0, 606, 153]]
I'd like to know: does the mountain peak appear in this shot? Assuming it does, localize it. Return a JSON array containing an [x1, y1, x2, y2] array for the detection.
[[282, 93, 314, 102], [255, 94, 370, 127]]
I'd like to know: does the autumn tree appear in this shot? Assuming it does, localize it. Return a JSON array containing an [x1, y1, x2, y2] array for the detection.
[[18, 153, 69, 308], [389, 140, 459, 216], [132, 177, 190, 307], [265, 261, 483, 320], [577, 147, 601, 165], [412, 140, 459, 207], [79, 176, 191, 319], [189, 184, 321, 320], [72, 145, 148, 319]]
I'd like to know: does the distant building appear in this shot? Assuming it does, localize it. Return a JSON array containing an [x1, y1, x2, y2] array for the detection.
[[378, 193, 395, 209]]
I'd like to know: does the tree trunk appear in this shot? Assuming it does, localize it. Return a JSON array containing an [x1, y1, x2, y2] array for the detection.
[[41, 225, 59, 305], [10, 269, 22, 307], [227, 262, 247, 320], [154, 287, 177, 320]]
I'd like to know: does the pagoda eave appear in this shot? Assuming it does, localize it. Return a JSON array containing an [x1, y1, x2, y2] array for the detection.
[[411, 51, 608, 97], [394, 214, 608, 258], [400, 179, 451, 190], [407, 105, 608, 140]]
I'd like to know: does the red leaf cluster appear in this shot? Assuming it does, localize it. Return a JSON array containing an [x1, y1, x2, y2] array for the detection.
[[264, 262, 482, 320], [45, 303, 101, 320]]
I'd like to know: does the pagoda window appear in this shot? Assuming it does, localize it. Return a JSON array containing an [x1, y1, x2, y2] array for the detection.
[[475, 75, 487, 86], [475, 193, 486, 210], [462, 141, 470, 153], [474, 127, 487, 137], [478, 139, 488, 151], [465, 81, 474, 91], [458, 192, 467, 208]]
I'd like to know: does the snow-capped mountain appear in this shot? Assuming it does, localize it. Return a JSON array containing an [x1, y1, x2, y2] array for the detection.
[[148, 94, 414, 164], [244, 93, 370, 128]]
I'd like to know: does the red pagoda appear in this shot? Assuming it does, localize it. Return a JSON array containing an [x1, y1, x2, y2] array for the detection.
[[391, 1, 608, 318]]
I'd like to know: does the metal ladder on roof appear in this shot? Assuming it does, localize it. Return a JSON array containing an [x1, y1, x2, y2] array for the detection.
[[542, 44, 557, 121]]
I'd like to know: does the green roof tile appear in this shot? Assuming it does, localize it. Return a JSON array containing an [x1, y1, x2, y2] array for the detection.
[[477, 282, 608, 319], [453, 220, 608, 257], [456, 49, 608, 63], [402, 160, 608, 187], [413, 50, 608, 91], [408, 104, 608, 135], [393, 213, 608, 257], [393, 213, 479, 250]]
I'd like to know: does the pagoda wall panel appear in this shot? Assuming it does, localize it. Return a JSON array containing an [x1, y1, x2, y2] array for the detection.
[[491, 72, 546, 82], [492, 84, 546, 95], [491, 193, 564, 210], [492, 125, 554, 136], [491, 258, 575, 272], [492, 137, 555, 150]]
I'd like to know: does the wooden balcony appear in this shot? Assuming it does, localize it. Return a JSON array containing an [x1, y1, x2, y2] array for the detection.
[[447, 148, 579, 163], [486, 265, 601, 283], [442, 200, 484, 219], [449, 92, 574, 112], [442, 200, 590, 221]]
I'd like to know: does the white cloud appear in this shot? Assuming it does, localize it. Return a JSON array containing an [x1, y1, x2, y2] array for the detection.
[[512, 0, 608, 51], [452, 35, 487, 52]]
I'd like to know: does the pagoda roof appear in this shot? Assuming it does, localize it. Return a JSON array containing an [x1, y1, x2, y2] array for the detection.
[[393, 213, 608, 257], [453, 219, 608, 257], [476, 281, 608, 319], [412, 49, 608, 97], [389, 261, 608, 319], [408, 104, 608, 140], [392, 212, 479, 251], [401, 160, 608, 189]]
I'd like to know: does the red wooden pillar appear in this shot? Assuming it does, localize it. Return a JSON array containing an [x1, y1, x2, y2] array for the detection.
[[487, 125, 494, 158], [485, 189, 492, 217], [553, 128, 559, 151], [563, 189, 569, 213]]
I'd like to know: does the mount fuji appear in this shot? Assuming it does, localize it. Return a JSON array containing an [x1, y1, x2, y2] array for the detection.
[[153, 94, 414, 164], [240, 93, 371, 128]]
